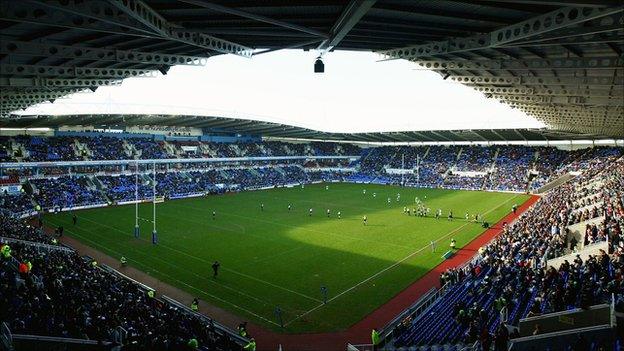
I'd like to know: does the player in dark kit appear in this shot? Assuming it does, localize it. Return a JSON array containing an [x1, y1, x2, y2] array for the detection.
[[72, 214, 77, 225], [212, 211, 216, 220], [212, 261, 220, 278]]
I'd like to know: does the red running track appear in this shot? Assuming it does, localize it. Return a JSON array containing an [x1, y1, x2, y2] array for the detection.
[[249, 194, 541, 351]]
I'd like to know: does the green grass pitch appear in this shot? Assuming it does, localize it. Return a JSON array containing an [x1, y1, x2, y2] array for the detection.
[[44, 183, 530, 333]]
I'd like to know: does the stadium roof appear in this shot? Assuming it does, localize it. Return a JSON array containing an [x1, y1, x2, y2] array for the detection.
[[1, 113, 613, 142], [1, 1, 622, 137]]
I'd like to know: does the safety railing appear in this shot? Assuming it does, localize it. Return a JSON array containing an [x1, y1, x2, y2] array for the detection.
[[0, 236, 73, 253], [378, 284, 448, 340], [161, 295, 249, 347], [1, 322, 12, 351]]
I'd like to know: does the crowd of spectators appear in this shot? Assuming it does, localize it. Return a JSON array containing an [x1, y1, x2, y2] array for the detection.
[[21, 165, 330, 209], [99, 175, 153, 203], [455, 146, 495, 172], [2, 136, 362, 162], [530, 147, 571, 190], [79, 136, 129, 160], [0, 214, 52, 244], [485, 146, 535, 192], [2, 138, 622, 215], [30, 177, 107, 210], [443, 174, 485, 190], [11, 136, 82, 161], [388, 157, 624, 350], [4, 134, 623, 194], [0, 214, 245, 350], [0, 191, 33, 215], [8, 163, 358, 212], [0, 137, 16, 162], [359, 145, 622, 193]]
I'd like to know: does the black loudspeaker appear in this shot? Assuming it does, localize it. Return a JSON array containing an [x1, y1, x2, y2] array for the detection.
[[314, 58, 324, 73]]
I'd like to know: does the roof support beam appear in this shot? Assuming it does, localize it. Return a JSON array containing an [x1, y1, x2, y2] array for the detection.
[[412, 57, 623, 71], [514, 129, 528, 141], [377, 5, 623, 60], [502, 17, 624, 47], [106, 0, 170, 37], [497, 94, 622, 105], [490, 6, 623, 47], [449, 75, 624, 87], [471, 130, 491, 142], [429, 131, 454, 142], [409, 131, 436, 142], [490, 129, 508, 142], [474, 1, 621, 8], [446, 130, 468, 142], [0, 0, 252, 57], [177, 0, 328, 39], [0, 38, 208, 66], [253, 39, 324, 56], [317, 0, 377, 51], [472, 86, 621, 98], [0, 77, 122, 88], [0, 64, 157, 78], [105, 0, 253, 57]]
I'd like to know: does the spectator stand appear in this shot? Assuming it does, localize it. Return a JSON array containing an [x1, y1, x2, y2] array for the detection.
[[98, 261, 249, 349], [1, 322, 12, 351], [0, 235, 72, 254], [377, 286, 447, 343], [510, 295, 618, 351], [161, 296, 250, 348]]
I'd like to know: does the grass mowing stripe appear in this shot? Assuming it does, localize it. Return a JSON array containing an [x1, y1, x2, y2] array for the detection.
[[284, 193, 522, 326], [155, 205, 295, 245], [66, 213, 323, 304], [168, 201, 418, 251], [53, 219, 277, 307], [54, 225, 282, 327], [48, 183, 528, 332], [253, 246, 307, 264]]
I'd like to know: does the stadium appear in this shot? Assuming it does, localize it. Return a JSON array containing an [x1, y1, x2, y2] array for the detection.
[[0, 1, 623, 351]]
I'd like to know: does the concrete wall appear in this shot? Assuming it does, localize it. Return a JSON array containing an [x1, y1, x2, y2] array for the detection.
[[545, 240, 608, 270], [536, 173, 575, 194], [518, 304, 611, 336], [566, 216, 605, 250]]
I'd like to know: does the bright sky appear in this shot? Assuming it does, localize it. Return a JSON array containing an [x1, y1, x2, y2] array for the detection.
[[19, 50, 544, 133]]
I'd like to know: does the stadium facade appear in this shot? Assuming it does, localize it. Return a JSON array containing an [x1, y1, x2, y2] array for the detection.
[[1, 1, 623, 351]]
